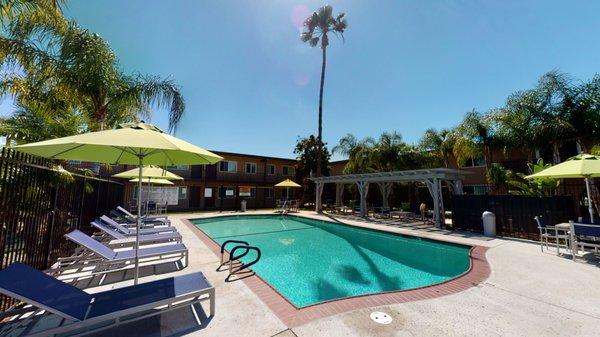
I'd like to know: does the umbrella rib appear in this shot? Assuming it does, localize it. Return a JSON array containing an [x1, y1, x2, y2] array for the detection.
[[113, 146, 127, 164], [48, 143, 86, 159], [163, 151, 176, 166]]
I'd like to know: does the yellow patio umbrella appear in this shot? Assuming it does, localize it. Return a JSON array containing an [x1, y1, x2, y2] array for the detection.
[[15, 122, 222, 284], [526, 154, 600, 222], [115, 166, 182, 216], [129, 177, 174, 185], [275, 179, 301, 200], [114, 165, 183, 180]]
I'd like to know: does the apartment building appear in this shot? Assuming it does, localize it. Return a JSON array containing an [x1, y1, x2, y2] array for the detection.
[[110, 151, 299, 211]]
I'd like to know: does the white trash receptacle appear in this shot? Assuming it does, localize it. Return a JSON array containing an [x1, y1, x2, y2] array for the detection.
[[240, 200, 247, 212], [482, 211, 496, 237]]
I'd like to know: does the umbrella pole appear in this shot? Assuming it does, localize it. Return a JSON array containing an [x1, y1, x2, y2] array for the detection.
[[134, 156, 143, 285], [585, 176, 594, 223]]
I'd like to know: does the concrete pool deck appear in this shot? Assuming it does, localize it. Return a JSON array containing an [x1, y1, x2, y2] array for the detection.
[[89, 210, 600, 336]]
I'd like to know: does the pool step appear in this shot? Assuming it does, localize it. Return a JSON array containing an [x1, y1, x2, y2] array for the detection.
[[218, 240, 261, 282]]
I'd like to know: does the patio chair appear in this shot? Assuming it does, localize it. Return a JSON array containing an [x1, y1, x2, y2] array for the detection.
[[49, 230, 188, 277], [0, 262, 214, 337], [374, 207, 391, 219], [157, 202, 168, 215], [534, 216, 570, 255], [100, 215, 177, 236], [91, 220, 182, 246], [569, 221, 600, 261]]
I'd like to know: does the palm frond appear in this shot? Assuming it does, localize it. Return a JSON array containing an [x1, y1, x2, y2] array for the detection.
[[109, 75, 185, 133]]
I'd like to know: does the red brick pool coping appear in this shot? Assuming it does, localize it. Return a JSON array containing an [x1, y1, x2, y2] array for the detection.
[[181, 217, 490, 328]]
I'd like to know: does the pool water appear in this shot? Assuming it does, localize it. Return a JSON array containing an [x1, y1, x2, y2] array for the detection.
[[192, 215, 471, 308]]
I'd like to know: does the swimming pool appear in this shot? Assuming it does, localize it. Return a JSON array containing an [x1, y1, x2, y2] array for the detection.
[[192, 215, 472, 308]]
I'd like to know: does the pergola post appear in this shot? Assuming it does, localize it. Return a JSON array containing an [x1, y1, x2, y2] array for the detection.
[[447, 180, 464, 195], [377, 182, 393, 209], [315, 182, 324, 213], [425, 178, 444, 228], [356, 181, 369, 217], [335, 183, 344, 206]]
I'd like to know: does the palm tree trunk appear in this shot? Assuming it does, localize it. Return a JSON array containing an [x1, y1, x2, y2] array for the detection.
[[316, 46, 327, 177], [552, 142, 561, 164]]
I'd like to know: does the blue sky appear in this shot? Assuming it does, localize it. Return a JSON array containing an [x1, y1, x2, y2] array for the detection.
[[4, 1, 600, 159]]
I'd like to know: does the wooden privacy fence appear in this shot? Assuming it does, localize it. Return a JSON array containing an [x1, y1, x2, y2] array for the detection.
[[452, 194, 575, 240], [0, 147, 123, 276]]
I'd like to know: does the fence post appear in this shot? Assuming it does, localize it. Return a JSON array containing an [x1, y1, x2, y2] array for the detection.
[[45, 186, 59, 268], [77, 176, 86, 230]]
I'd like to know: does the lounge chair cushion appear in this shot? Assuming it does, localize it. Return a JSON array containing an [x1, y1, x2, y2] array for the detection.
[[87, 272, 209, 318], [0, 263, 92, 321]]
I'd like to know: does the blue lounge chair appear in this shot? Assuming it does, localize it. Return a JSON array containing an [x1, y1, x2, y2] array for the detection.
[[0, 263, 214, 337], [100, 215, 177, 236], [49, 230, 188, 277], [91, 220, 182, 246], [569, 221, 600, 260]]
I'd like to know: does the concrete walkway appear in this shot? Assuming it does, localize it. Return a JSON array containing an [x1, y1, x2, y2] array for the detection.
[[92, 210, 600, 337]]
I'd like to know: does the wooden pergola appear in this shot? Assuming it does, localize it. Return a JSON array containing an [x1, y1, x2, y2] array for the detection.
[[310, 168, 469, 228]]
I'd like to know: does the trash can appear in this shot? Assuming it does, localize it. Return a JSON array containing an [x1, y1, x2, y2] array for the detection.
[[240, 200, 247, 212], [482, 211, 496, 237]]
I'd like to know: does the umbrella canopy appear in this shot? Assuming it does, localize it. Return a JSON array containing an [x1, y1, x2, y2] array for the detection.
[[129, 177, 174, 185], [275, 179, 301, 188], [114, 165, 183, 180], [525, 154, 600, 179], [526, 154, 600, 222], [15, 122, 222, 165], [15, 122, 222, 284]]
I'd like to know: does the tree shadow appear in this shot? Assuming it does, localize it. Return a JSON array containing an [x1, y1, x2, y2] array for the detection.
[[335, 264, 371, 285], [312, 278, 351, 302]]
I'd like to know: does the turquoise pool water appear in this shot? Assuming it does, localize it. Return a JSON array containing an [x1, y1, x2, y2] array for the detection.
[[192, 215, 471, 308]]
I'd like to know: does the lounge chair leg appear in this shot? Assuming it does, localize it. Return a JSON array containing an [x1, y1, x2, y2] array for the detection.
[[209, 289, 216, 317]]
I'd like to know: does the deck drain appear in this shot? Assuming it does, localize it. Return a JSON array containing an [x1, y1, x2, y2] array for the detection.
[[370, 311, 392, 324]]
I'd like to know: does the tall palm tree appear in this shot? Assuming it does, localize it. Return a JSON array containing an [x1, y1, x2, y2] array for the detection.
[[419, 128, 456, 167], [452, 109, 500, 170], [1, 12, 185, 133], [301, 5, 347, 176]]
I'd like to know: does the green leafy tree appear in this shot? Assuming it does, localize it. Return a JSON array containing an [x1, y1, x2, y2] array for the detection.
[[507, 159, 558, 196], [301, 4, 347, 177], [294, 135, 331, 178]]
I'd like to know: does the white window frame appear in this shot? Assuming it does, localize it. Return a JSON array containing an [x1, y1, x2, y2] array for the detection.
[[282, 165, 295, 176], [267, 164, 276, 175], [220, 187, 236, 198], [265, 188, 274, 198], [245, 162, 257, 174], [219, 160, 237, 173], [461, 157, 487, 168]]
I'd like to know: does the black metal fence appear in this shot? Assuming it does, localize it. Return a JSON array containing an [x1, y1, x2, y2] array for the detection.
[[452, 194, 575, 240], [0, 148, 123, 308]]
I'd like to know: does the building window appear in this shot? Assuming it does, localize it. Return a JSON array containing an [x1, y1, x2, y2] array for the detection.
[[219, 187, 236, 198], [462, 157, 486, 168], [239, 186, 256, 198], [265, 188, 274, 198], [204, 188, 213, 198], [167, 165, 189, 170], [245, 162, 257, 174], [219, 160, 237, 173], [267, 164, 276, 175], [282, 165, 295, 176], [464, 185, 490, 195], [178, 187, 187, 199]]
